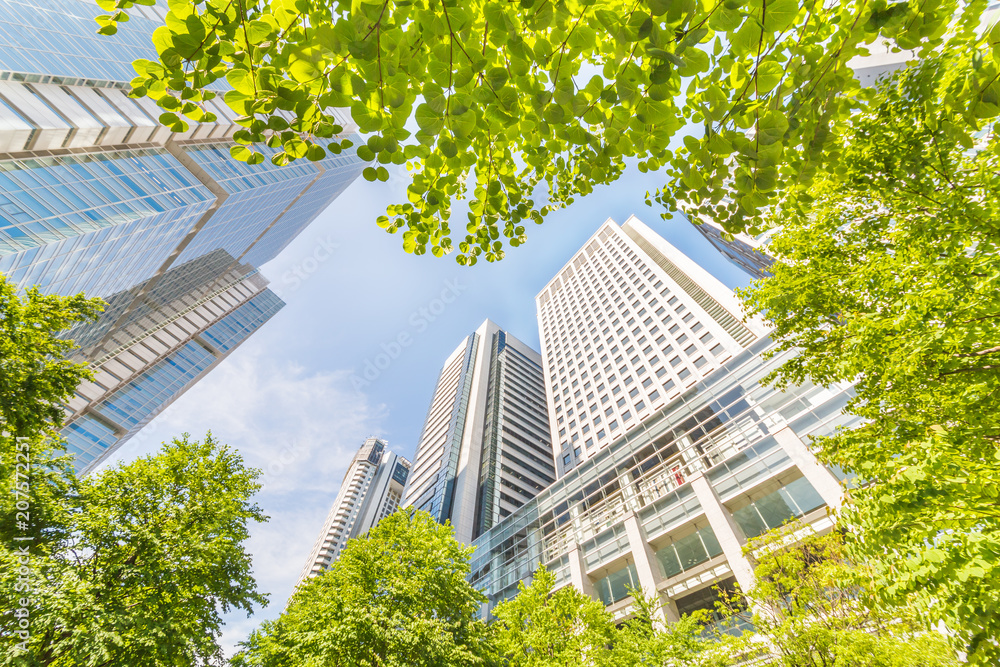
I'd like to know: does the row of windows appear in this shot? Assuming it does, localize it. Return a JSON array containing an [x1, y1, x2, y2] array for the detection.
[[539, 228, 729, 470]]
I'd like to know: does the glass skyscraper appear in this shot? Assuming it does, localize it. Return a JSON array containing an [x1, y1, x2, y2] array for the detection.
[[689, 219, 775, 281], [0, 0, 367, 471]]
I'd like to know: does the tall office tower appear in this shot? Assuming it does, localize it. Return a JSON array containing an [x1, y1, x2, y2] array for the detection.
[[689, 220, 775, 281], [298, 438, 411, 585], [469, 215, 855, 624], [402, 320, 557, 544], [536, 216, 769, 476], [0, 0, 366, 469]]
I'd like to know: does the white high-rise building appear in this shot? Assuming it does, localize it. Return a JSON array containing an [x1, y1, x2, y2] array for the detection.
[[402, 319, 556, 544], [469, 215, 853, 623], [536, 216, 769, 476], [297, 438, 410, 585]]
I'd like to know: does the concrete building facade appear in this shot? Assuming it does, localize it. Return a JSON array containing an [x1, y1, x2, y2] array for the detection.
[[536, 216, 769, 476]]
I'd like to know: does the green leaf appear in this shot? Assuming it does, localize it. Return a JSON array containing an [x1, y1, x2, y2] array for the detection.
[[415, 103, 444, 134], [227, 69, 256, 96], [755, 60, 784, 94], [763, 0, 799, 33], [284, 138, 308, 158]]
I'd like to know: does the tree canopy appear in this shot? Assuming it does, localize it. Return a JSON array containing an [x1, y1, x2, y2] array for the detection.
[[231, 508, 487, 667], [490, 566, 613, 667], [0, 277, 103, 551], [0, 434, 268, 667], [740, 54, 1000, 664], [95, 0, 1000, 263], [705, 526, 959, 667], [0, 274, 268, 666], [0, 279, 102, 440]]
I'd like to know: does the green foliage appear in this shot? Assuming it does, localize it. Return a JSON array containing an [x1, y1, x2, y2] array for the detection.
[[705, 526, 959, 667], [96, 0, 998, 264], [0, 279, 103, 438], [0, 433, 268, 666], [490, 566, 613, 666], [608, 589, 709, 666], [231, 508, 487, 667], [740, 53, 1000, 664], [0, 277, 104, 551]]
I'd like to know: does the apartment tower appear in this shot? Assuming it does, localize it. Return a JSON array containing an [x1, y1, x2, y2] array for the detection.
[[298, 438, 411, 584]]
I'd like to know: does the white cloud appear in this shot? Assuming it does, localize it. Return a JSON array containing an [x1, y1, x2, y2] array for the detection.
[[100, 340, 387, 655]]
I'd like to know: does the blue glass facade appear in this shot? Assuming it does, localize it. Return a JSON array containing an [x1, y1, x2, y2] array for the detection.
[[63, 341, 216, 469], [62, 289, 285, 472], [0, 149, 215, 295], [174, 140, 361, 267], [201, 289, 284, 353], [0, 0, 162, 83], [62, 249, 250, 357], [240, 151, 365, 267], [0, 0, 366, 474]]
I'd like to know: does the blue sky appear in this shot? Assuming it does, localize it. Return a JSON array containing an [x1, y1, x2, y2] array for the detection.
[[99, 162, 754, 653]]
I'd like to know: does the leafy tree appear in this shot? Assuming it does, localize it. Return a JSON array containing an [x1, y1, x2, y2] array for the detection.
[[740, 53, 1000, 664], [231, 508, 487, 667], [0, 434, 268, 667], [705, 526, 958, 667], [94, 0, 998, 264], [0, 271, 268, 665], [490, 565, 613, 667], [0, 278, 103, 549], [0, 279, 102, 439], [607, 590, 708, 666]]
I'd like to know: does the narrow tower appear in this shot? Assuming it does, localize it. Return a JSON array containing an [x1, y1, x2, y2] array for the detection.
[[297, 438, 411, 585], [402, 320, 556, 543]]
